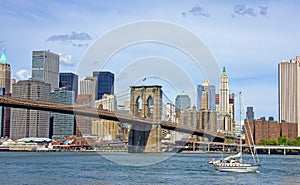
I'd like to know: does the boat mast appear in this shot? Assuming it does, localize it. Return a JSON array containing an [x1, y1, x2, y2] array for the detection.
[[239, 92, 243, 163]]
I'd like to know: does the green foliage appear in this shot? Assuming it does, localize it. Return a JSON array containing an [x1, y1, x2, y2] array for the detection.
[[258, 136, 300, 146], [258, 139, 267, 145], [268, 140, 277, 145], [225, 139, 232, 144], [277, 136, 287, 145]]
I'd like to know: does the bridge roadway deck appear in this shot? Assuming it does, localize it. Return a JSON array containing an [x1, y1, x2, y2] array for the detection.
[[0, 96, 225, 140]]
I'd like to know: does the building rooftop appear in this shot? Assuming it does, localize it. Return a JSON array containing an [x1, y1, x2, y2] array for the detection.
[[222, 66, 227, 76], [0, 48, 8, 64], [16, 137, 52, 143]]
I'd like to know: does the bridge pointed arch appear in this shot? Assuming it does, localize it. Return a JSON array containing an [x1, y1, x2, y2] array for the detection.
[[136, 96, 142, 117], [146, 95, 154, 118]]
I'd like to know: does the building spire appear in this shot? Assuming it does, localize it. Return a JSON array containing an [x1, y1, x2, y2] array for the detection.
[[222, 66, 227, 76], [0, 48, 8, 64]]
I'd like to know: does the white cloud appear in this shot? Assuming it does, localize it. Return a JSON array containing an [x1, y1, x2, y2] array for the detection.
[[15, 69, 31, 80], [46, 32, 92, 42], [59, 53, 74, 66]]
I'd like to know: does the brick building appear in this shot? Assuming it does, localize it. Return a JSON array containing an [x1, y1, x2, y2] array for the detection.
[[245, 117, 298, 145]]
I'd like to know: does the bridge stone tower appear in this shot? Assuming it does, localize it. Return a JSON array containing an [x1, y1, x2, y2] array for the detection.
[[128, 85, 162, 153]]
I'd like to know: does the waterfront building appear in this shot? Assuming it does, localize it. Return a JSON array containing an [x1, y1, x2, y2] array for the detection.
[[93, 71, 114, 100], [165, 103, 175, 122], [50, 88, 75, 139], [80, 76, 97, 100], [93, 94, 123, 139], [175, 93, 191, 111], [91, 119, 119, 140], [278, 57, 300, 136], [10, 80, 50, 140], [246, 107, 254, 121], [59, 73, 78, 100], [32, 50, 59, 91], [95, 94, 117, 111], [197, 81, 216, 110], [245, 117, 298, 145], [75, 94, 93, 136]]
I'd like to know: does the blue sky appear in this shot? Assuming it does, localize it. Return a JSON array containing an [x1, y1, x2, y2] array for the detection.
[[1, 0, 300, 119]]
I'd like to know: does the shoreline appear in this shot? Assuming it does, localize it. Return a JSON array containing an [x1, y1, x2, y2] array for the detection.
[[1, 150, 299, 155]]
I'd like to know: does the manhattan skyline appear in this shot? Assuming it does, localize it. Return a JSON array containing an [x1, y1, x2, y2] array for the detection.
[[1, 1, 300, 119]]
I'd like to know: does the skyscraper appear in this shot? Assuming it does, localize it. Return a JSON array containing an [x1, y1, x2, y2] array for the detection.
[[197, 80, 216, 110], [279, 57, 300, 136], [219, 67, 229, 114], [50, 88, 75, 139], [32, 50, 59, 91], [0, 88, 4, 137], [93, 71, 114, 100], [10, 80, 50, 140], [59, 72, 78, 100], [216, 67, 233, 132], [0, 49, 11, 138], [246, 107, 254, 121], [0, 49, 11, 94], [175, 94, 191, 111], [80, 76, 97, 100]]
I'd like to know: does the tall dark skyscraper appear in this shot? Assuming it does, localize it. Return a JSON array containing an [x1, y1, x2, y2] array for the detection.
[[246, 107, 254, 121], [59, 72, 78, 100], [93, 71, 114, 100], [50, 88, 75, 139]]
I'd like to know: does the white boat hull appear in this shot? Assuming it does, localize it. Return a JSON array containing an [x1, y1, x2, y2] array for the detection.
[[214, 163, 259, 173]]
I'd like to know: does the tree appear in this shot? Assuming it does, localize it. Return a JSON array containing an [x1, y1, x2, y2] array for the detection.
[[294, 137, 300, 146], [258, 139, 267, 145], [277, 136, 287, 145], [268, 140, 277, 145]]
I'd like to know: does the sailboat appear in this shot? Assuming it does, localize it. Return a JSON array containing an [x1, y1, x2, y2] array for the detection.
[[213, 92, 261, 173]]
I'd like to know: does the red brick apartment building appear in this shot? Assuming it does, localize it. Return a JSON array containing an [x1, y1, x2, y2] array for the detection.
[[245, 117, 298, 145]]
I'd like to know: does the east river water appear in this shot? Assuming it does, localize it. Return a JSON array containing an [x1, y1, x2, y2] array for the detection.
[[0, 152, 299, 185]]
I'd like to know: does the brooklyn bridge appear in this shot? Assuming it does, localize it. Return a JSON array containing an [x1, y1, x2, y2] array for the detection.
[[0, 85, 226, 152]]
